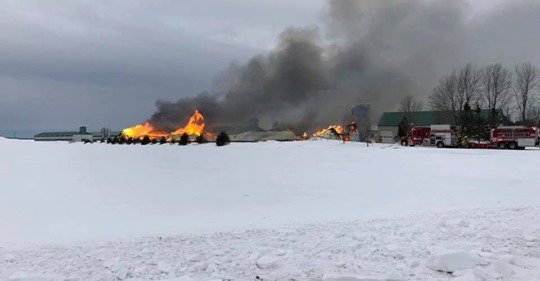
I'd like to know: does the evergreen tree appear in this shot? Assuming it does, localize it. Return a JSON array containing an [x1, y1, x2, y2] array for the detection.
[[159, 136, 167, 144], [178, 133, 190, 146], [488, 108, 499, 129], [216, 131, 231, 146], [472, 105, 489, 140], [118, 135, 127, 144], [195, 134, 207, 144], [459, 102, 474, 138], [397, 116, 411, 138], [141, 135, 151, 145]]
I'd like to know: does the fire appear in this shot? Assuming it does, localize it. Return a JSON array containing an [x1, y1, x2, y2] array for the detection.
[[122, 109, 207, 140], [171, 109, 205, 136], [312, 124, 344, 138], [122, 122, 168, 139]]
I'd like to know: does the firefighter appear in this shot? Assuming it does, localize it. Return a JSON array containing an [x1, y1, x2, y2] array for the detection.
[[461, 135, 469, 148]]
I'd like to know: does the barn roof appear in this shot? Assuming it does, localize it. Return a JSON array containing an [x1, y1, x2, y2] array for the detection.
[[34, 131, 78, 137], [378, 109, 502, 127]]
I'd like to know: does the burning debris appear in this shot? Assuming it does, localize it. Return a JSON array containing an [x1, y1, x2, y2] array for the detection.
[[310, 122, 358, 143], [122, 109, 212, 141], [312, 125, 344, 140]]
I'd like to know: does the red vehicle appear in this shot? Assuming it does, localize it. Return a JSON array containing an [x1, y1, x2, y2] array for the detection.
[[400, 126, 430, 146], [401, 125, 458, 148], [490, 126, 538, 149], [402, 125, 538, 149]]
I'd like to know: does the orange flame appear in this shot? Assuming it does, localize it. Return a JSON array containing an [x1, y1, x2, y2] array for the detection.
[[171, 109, 205, 136], [122, 122, 168, 139], [312, 124, 344, 138], [122, 109, 206, 140]]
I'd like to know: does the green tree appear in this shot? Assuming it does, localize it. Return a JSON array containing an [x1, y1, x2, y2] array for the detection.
[[471, 105, 489, 140], [178, 133, 190, 146], [195, 134, 207, 144], [141, 135, 151, 145], [216, 131, 231, 146], [397, 116, 411, 138], [459, 102, 474, 137]]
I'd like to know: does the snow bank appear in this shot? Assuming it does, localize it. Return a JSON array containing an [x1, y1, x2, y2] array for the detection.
[[2, 207, 540, 280]]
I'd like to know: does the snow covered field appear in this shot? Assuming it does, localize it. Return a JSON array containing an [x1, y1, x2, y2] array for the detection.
[[1, 137, 540, 280]]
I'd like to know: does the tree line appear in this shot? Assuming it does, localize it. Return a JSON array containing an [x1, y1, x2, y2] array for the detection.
[[398, 62, 539, 140], [101, 132, 231, 146]]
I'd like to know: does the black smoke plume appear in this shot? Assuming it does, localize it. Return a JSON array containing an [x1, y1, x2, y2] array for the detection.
[[148, 0, 540, 133]]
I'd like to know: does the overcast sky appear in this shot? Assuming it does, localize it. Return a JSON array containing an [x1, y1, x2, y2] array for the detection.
[[0, 0, 506, 135], [0, 0, 326, 135]]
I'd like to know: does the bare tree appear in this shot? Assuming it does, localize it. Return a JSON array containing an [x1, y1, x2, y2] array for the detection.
[[430, 64, 482, 113], [429, 64, 483, 136], [513, 63, 538, 122], [456, 63, 483, 108], [482, 64, 512, 110], [481, 63, 512, 126], [429, 71, 458, 112], [527, 105, 540, 126], [399, 95, 423, 112]]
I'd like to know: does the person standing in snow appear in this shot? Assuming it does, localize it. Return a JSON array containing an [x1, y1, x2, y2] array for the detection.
[[461, 136, 469, 148]]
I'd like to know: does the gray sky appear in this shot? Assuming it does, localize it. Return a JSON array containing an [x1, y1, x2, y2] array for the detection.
[[0, 0, 325, 134], [0, 0, 520, 135]]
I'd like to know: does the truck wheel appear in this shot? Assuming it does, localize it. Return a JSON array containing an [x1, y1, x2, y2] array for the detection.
[[498, 142, 507, 149], [436, 141, 444, 148], [509, 142, 518, 149]]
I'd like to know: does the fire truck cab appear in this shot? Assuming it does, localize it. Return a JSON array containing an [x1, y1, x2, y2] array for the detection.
[[401, 125, 458, 148], [401, 126, 430, 146], [490, 126, 538, 149]]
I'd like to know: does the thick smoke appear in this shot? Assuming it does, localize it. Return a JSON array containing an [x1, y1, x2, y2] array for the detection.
[[149, 0, 540, 133]]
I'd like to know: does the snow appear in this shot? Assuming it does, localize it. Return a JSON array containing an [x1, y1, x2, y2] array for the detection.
[[2, 137, 540, 280], [425, 251, 480, 273], [255, 255, 280, 270]]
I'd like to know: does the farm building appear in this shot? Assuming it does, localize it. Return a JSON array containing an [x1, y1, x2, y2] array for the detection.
[[229, 130, 298, 142], [377, 109, 505, 143], [34, 126, 118, 142]]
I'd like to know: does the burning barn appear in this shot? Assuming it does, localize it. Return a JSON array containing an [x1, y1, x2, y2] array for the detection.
[[121, 110, 214, 142]]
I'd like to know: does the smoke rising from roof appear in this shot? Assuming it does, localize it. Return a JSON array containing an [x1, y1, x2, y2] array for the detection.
[[148, 0, 540, 133]]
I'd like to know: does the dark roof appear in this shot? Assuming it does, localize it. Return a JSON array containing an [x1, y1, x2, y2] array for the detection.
[[378, 109, 502, 127], [35, 130, 122, 138], [34, 131, 78, 138]]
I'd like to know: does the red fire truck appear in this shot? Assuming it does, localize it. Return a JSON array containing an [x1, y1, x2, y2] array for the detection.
[[400, 126, 430, 146], [490, 126, 538, 149], [401, 125, 538, 149], [401, 125, 459, 148]]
